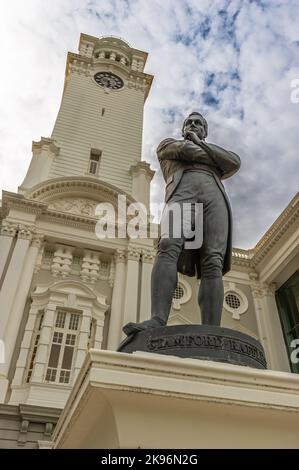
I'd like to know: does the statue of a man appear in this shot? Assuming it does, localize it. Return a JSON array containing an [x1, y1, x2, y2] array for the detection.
[[123, 112, 241, 336]]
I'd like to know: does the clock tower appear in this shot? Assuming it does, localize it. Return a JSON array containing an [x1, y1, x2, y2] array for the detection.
[[20, 34, 154, 206], [0, 34, 156, 412]]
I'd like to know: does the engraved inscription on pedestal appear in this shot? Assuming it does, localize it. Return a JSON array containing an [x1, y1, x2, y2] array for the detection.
[[147, 333, 266, 369], [118, 324, 267, 369]]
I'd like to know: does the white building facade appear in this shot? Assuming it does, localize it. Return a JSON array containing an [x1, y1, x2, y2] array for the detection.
[[0, 34, 298, 449]]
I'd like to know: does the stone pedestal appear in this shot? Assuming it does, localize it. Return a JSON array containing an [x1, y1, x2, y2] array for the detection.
[[118, 324, 267, 369], [52, 350, 299, 449]]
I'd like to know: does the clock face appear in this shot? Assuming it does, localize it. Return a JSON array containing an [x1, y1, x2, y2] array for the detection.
[[94, 72, 124, 90]]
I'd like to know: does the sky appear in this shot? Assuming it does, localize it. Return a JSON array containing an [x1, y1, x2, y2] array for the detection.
[[0, 0, 298, 249]]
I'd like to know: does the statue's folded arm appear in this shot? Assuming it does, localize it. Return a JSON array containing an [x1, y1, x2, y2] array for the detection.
[[157, 138, 241, 180]]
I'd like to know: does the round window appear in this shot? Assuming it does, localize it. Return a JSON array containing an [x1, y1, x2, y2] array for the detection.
[[225, 293, 241, 309], [224, 289, 248, 319], [173, 284, 185, 300]]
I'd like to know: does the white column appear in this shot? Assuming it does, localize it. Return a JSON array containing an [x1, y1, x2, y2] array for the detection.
[[250, 276, 272, 367], [0, 228, 32, 331], [250, 273, 290, 372], [73, 308, 91, 382], [251, 284, 272, 367], [0, 226, 32, 377], [129, 162, 155, 212], [4, 235, 43, 374], [121, 247, 141, 337], [107, 249, 126, 350], [94, 316, 105, 350], [0, 223, 17, 280], [11, 305, 39, 387], [260, 283, 290, 372], [139, 249, 155, 322], [31, 303, 56, 382]]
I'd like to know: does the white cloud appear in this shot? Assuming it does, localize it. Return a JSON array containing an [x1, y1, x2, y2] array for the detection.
[[0, 0, 298, 249]]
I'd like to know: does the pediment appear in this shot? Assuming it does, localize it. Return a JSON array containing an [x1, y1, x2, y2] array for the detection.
[[32, 280, 108, 311], [48, 197, 100, 218], [24, 177, 135, 217]]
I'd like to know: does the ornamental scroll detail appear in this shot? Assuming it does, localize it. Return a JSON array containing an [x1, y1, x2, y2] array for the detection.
[[48, 198, 98, 217]]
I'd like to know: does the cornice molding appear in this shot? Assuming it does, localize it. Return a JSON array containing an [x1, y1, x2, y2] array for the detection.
[[231, 249, 253, 268], [67, 51, 152, 77], [1, 191, 47, 218], [32, 279, 108, 313], [1, 180, 138, 234], [19, 404, 61, 422], [79, 33, 148, 62], [2, 186, 297, 271], [42, 211, 97, 230], [65, 52, 153, 99], [130, 161, 155, 181], [231, 193, 298, 269], [251, 193, 299, 267], [26, 177, 135, 205], [32, 137, 60, 156]]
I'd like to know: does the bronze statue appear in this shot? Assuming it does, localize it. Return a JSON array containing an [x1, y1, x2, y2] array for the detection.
[[123, 112, 240, 336]]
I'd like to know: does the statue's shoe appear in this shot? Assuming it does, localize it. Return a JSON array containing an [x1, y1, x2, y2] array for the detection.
[[123, 318, 164, 336]]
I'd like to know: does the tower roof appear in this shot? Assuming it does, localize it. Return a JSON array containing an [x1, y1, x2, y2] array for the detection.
[[79, 33, 148, 65]]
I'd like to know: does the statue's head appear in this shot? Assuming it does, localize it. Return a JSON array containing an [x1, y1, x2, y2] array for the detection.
[[182, 112, 208, 141]]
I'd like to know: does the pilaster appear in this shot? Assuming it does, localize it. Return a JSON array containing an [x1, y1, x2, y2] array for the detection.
[[249, 272, 272, 367], [31, 303, 56, 383], [4, 234, 44, 375], [260, 282, 290, 372], [0, 225, 33, 355], [73, 308, 91, 382], [107, 249, 126, 350], [139, 248, 155, 322], [130, 161, 155, 211], [121, 246, 141, 339], [249, 272, 290, 372], [0, 222, 17, 282], [94, 316, 106, 350], [11, 305, 40, 387]]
